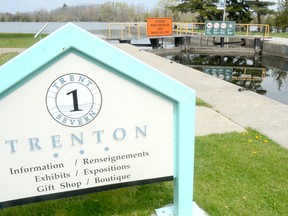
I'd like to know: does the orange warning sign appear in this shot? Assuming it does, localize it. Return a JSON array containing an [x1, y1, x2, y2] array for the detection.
[[147, 18, 173, 37]]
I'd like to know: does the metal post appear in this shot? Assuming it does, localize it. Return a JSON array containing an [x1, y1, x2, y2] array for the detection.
[[155, 97, 196, 216], [138, 24, 141, 38], [246, 24, 249, 36], [220, 37, 224, 48], [121, 23, 124, 40], [223, 0, 226, 21], [34, 23, 49, 40], [191, 23, 194, 35], [108, 23, 111, 39]]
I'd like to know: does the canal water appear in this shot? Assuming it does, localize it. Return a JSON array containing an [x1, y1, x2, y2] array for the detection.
[[0, 22, 109, 33], [164, 52, 288, 105]]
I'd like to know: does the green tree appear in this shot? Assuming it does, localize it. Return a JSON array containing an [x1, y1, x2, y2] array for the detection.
[[264, 14, 275, 31], [226, 0, 252, 23], [246, 0, 275, 24], [272, 69, 288, 90], [274, 0, 288, 31], [170, 0, 222, 22], [156, 0, 177, 16], [62, 3, 68, 9], [170, 0, 252, 23]]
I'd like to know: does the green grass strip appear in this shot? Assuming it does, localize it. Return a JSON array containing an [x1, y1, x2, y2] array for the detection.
[[0, 182, 173, 216], [270, 32, 288, 38], [0, 33, 44, 48], [196, 98, 212, 107], [194, 129, 288, 216], [0, 52, 19, 65]]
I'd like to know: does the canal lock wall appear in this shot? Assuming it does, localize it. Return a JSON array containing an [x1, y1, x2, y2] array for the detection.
[[188, 35, 288, 59]]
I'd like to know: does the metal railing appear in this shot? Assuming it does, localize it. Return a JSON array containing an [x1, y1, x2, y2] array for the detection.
[[232, 67, 267, 81], [108, 22, 146, 39], [106, 22, 270, 39], [171, 22, 270, 37], [237, 23, 270, 37]]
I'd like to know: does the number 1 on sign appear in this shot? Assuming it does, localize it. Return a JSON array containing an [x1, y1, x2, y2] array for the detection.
[[67, 89, 82, 112]]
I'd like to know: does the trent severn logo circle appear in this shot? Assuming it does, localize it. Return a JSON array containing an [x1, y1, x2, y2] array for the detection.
[[46, 73, 102, 127]]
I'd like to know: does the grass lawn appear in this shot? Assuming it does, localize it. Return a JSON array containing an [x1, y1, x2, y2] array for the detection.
[[0, 183, 174, 216], [0, 129, 287, 215], [195, 129, 288, 216], [270, 32, 288, 38], [246, 32, 288, 38], [0, 52, 19, 65], [0, 33, 44, 48]]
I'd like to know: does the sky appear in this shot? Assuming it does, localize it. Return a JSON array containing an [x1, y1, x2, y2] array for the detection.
[[0, 0, 158, 13]]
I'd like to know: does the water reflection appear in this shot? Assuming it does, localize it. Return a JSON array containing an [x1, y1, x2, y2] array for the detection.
[[271, 69, 288, 91], [164, 52, 288, 105]]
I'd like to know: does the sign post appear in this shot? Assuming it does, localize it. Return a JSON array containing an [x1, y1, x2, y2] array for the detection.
[[0, 23, 195, 215]]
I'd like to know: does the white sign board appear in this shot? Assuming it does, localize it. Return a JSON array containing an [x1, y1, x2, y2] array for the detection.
[[0, 23, 195, 215], [0, 53, 173, 205]]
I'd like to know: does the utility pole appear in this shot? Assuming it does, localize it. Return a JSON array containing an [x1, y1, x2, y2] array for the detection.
[[223, 0, 226, 21]]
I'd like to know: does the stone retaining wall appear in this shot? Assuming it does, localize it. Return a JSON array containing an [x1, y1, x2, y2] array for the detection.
[[262, 41, 288, 59]]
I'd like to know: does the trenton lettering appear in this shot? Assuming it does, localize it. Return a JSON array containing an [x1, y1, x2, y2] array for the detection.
[[4, 125, 147, 153], [10, 163, 64, 175]]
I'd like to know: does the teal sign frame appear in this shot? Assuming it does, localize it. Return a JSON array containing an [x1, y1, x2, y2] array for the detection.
[[0, 23, 195, 215], [205, 21, 235, 36]]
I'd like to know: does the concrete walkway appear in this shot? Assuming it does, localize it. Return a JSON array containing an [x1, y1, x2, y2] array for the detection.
[[196, 106, 244, 136], [114, 44, 288, 149], [265, 37, 288, 45]]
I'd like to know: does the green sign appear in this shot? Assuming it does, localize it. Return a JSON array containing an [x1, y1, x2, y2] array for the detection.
[[205, 21, 235, 36], [204, 67, 233, 81]]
